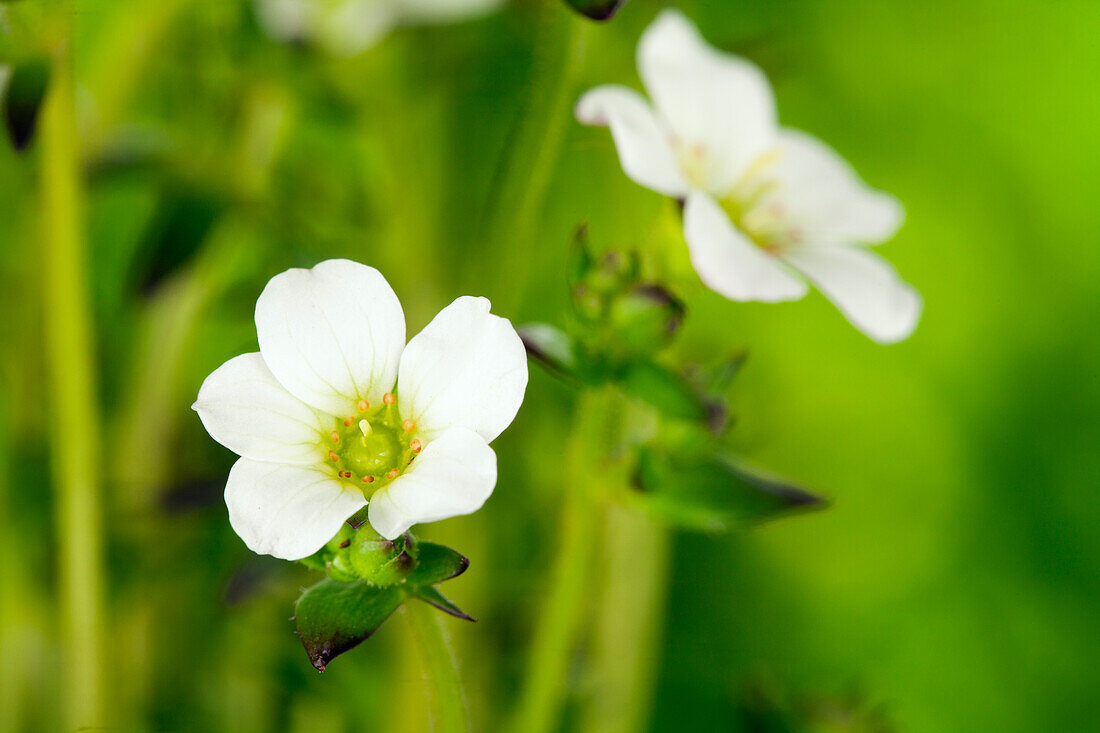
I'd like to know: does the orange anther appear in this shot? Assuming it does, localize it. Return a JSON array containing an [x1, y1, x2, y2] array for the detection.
[[410, 439, 422, 452], [344, 417, 354, 427], [330, 431, 339, 443], [386, 468, 399, 480], [363, 475, 375, 483], [402, 419, 416, 433], [338, 470, 352, 479], [383, 393, 396, 406], [357, 399, 370, 412], [328, 450, 339, 462]]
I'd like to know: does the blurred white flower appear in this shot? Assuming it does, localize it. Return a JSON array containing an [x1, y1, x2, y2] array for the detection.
[[576, 9, 921, 343], [194, 259, 528, 558], [254, 0, 506, 56]]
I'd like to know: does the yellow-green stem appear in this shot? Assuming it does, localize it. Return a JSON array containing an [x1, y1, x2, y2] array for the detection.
[[509, 386, 623, 733], [578, 507, 671, 733], [40, 4, 107, 729], [403, 600, 471, 733], [483, 6, 591, 310]]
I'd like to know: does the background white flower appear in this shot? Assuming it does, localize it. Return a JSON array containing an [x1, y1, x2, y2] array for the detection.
[[575, 9, 921, 343], [254, 0, 506, 57], [193, 259, 528, 559]]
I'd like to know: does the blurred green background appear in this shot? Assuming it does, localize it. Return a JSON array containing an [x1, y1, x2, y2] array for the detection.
[[3, 0, 1099, 730]]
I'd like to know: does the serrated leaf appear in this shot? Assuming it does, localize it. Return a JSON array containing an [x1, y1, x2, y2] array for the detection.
[[294, 579, 404, 672], [3, 58, 49, 151], [632, 449, 825, 532], [413, 586, 476, 622], [617, 360, 705, 422], [563, 0, 631, 21], [404, 542, 469, 587]]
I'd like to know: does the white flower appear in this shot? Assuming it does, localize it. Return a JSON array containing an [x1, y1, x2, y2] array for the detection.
[[193, 259, 528, 559], [254, 0, 506, 57], [576, 9, 921, 343]]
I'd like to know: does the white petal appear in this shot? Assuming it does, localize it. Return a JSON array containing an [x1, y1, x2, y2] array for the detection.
[[319, 0, 397, 56], [193, 353, 326, 465], [368, 428, 496, 540], [758, 129, 904, 244], [225, 458, 366, 560], [683, 191, 808, 302], [255, 259, 406, 417], [575, 85, 689, 198], [783, 246, 921, 343], [399, 0, 506, 24], [638, 9, 777, 193], [398, 296, 527, 443]]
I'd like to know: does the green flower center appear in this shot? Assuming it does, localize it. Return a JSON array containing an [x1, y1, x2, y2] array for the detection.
[[323, 393, 422, 495]]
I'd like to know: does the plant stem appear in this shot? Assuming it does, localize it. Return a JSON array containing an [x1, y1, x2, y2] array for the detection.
[[40, 3, 107, 729], [509, 386, 623, 733], [403, 600, 471, 733], [578, 507, 671, 733], [481, 5, 591, 310]]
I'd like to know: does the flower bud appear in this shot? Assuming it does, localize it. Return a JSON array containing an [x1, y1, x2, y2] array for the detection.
[[347, 532, 418, 587]]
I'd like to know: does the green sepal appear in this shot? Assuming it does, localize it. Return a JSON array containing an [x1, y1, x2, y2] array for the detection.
[[563, 0, 630, 21], [404, 542, 469, 587], [617, 360, 706, 422], [632, 449, 826, 532], [294, 579, 405, 672], [3, 57, 49, 151], [413, 585, 476, 622]]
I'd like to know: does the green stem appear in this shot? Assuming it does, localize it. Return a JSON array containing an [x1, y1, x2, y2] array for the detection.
[[40, 4, 107, 729], [403, 600, 471, 733], [482, 6, 591, 310], [509, 386, 623, 733], [578, 508, 671, 733]]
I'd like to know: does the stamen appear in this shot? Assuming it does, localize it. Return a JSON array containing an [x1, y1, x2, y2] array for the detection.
[[359, 419, 372, 437], [410, 439, 422, 453], [328, 450, 339, 462], [363, 475, 375, 483], [330, 431, 339, 443], [343, 417, 354, 427], [338, 539, 351, 549], [338, 470, 352, 479], [383, 392, 396, 406], [386, 468, 399, 480], [357, 399, 370, 412], [402, 419, 416, 433]]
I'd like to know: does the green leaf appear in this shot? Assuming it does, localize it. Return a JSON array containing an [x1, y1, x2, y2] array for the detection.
[[404, 542, 469, 587], [519, 323, 580, 383], [3, 58, 49, 151], [563, 0, 630, 21], [413, 586, 476, 622], [632, 449, 826, 532], [294, 579, 404, 672], [617, 360, 705, 422]]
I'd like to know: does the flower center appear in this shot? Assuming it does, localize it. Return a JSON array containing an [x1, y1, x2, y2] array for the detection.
[[718, 150, 802, 255], [324, 392, 422, 494]]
